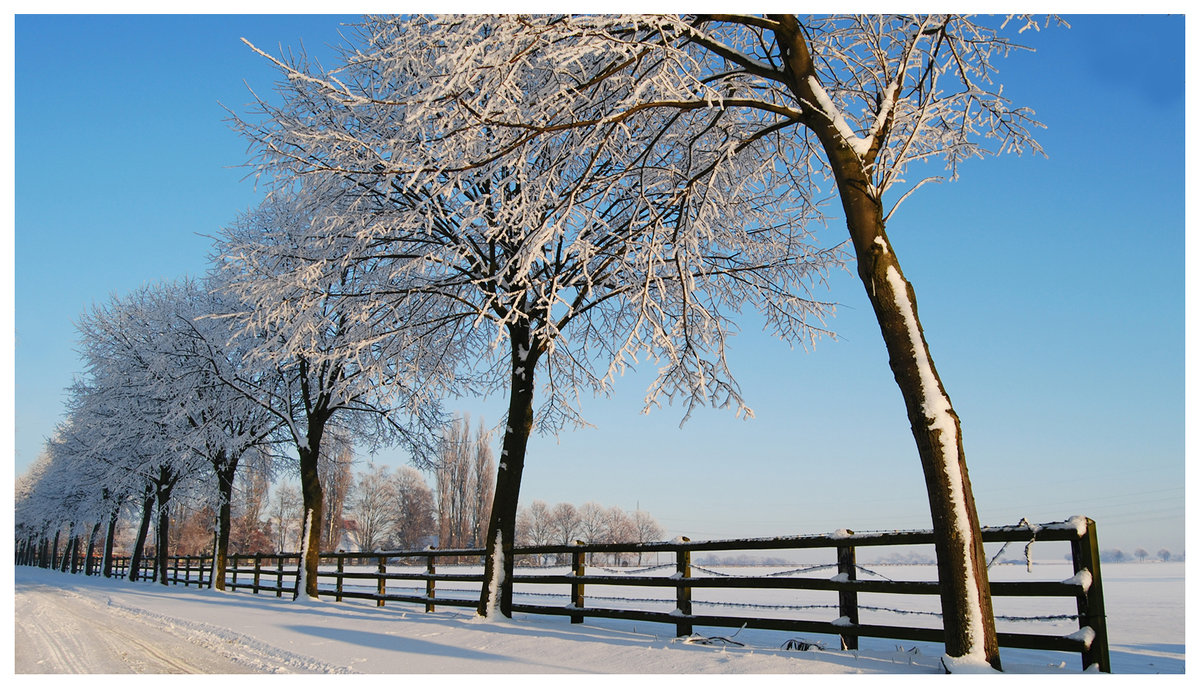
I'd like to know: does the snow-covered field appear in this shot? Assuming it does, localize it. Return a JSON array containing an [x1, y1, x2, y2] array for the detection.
[[13, 560, 1184, 674]]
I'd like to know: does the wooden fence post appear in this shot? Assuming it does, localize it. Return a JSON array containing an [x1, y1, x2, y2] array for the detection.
[[571, 541, 586, 624], [675, 537, 692, 637], [836, 541, 860, 650], [253, 554, 263, 594], [336, 552, 345, 602], [230, 554, 238, 591], [1071, 518, 1111, 673], [377, 555, 387, 607], [425, 549, 436, 613], [276, 556, 284, 598]]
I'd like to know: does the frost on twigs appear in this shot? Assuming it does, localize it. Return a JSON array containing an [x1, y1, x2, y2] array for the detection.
[[229, 14, 846, 442]]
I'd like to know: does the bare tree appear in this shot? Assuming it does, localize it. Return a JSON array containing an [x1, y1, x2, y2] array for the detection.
[[320, 437, 355, 551], [548, 502, 581, 564], [603, 506, 637, 566], [269, 481, 302, 553], [468, 420, 496, 549], [434, 414, 495, 550], [348, 463, 397, 552], [631, 510, 664, 565], [389, 466, 437, 549]]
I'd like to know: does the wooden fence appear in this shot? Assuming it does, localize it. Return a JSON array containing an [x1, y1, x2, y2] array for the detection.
[[93, 518, 1111, 672]]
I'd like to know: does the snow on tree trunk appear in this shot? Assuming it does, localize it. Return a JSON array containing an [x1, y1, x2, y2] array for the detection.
[[772, 21, 1002, 664], [477, 327, 538, 618], [296, 435, 325, 599], [842, 192, 1000, 667], [294, 507, 315, 601]]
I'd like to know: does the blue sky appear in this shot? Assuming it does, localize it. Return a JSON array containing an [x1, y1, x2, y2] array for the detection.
[[9, 13, 1188, 555]]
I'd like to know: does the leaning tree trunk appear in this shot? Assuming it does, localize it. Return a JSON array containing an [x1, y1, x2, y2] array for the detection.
[[61, 528, 76, 573], [129, 492, 155, 582], [477, 323, 541, 618], [772, 15, 1000, 669], [84, 522, 102, 576], [831, 139, 1000, 667], [295, 422, 327, 599]]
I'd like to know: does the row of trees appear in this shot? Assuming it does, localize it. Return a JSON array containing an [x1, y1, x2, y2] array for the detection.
[[19, 14, 1056, 667], [516, 501, 663, 566]]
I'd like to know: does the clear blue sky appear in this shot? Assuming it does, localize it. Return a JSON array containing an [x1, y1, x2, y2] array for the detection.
[[9, 13, 1188, 555]]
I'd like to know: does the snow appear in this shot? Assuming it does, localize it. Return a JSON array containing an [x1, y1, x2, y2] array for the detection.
[[1062, 569, 1093, 592], [1066, 626, 1096, 648], [482, 529, 505, 619], [13, 560, 1185, 674], [884, 264, 986, 661]]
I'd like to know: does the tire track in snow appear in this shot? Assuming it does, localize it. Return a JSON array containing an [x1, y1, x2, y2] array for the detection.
[[15, 582, 348, 673]]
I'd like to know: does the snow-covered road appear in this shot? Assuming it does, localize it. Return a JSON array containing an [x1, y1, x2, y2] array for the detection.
[[13, 563, 1183, 674], [15, 577, 331, 673]]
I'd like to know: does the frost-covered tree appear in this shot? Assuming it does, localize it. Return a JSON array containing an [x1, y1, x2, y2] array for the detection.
[[231, 14, 1059, 663], [212, 187, 448, 598], [234, 16, 840, 618], [72, 278, 281, 589]]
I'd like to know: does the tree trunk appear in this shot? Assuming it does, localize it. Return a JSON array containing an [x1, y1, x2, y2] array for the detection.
[[772, 15, 1000, 668], [61, 530, 76, 573], [102, 508, 119, 578], [129, 492, 155, 582], [155, 494, 171, 586], [477, 324, 540, 618], [296, 426, 326, 599], [154, 468, 176, 587], [212, 457, 237, 591], [84, 522, 101, 576]]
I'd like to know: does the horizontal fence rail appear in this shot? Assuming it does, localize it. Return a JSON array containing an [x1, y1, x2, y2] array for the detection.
[[22, 517, 1111, 672]]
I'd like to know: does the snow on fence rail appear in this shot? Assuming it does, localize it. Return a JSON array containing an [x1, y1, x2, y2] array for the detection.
[[21, 517, 1111, 672]]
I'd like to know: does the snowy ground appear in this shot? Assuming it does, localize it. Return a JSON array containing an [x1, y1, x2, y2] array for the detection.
[[12, 561, 1185, 675]]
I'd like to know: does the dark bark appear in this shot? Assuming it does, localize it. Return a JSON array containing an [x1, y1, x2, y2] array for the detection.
[[153, 466, 177, 586], [296, 423, 326, 599], [84, 522, 102, 576], [771, 15, 1000, 668], [129, 492, 155, 582], [212, 454, 238, 591], [477, 324, 540, 617], [102, 508, 119, 578], [155, 500, 170, 585], [62, 530, 76, 573]]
